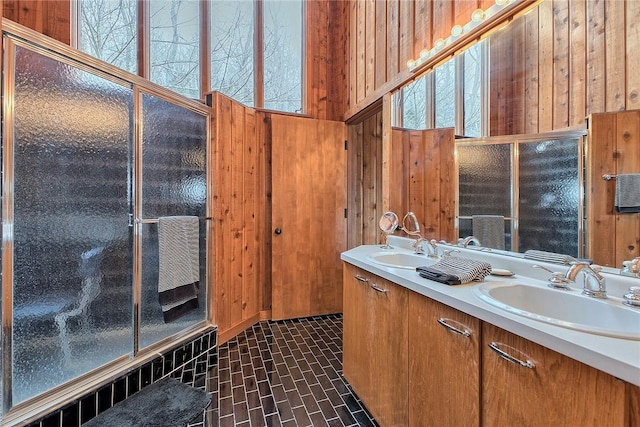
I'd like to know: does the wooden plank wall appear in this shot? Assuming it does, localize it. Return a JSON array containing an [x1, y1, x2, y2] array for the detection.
[[306, 0, 349, 121], [349, 0, 640, 128], [587, 111, 640, 268], [347, 111, 384, 248], [487, 0, 640, 135], [210, 92, 266, 344], [2, 0, 71, 44], [390, 128, 456, 242]]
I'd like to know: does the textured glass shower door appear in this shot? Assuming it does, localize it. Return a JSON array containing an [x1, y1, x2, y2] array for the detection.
[[138, 93, 208, 349], [8, 42, 134, 404]]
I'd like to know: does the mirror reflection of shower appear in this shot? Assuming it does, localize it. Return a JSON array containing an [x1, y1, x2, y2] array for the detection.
[[379, 211, 399, 249]]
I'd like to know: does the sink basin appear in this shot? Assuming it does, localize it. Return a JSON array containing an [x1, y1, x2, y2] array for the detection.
[[473, 282, 640, 340], [367, 251, 433, 270]]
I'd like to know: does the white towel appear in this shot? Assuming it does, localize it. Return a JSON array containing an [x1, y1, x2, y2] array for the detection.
[[158, 216, 200, 321], [472, 215, 505, 250], [523, 249, 576, 266], [614, 173, 640, 213]]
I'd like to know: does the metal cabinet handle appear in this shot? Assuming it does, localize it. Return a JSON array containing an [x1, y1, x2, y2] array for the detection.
[[354, 274, 369, 283], [437, 318, 472, 337], [488, 342, 535, 369], [370, 283, 388, 293]]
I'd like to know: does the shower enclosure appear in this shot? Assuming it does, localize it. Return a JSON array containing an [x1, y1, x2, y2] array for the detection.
[[457, 131, 584, 257], [0, 22, 211, 415]]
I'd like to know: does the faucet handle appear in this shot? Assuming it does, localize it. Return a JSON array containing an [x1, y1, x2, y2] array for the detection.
[[623, 286, 640, 308], [531, 264, 571, 290]]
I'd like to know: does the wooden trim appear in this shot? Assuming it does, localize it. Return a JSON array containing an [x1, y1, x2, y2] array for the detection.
[[200, 0, 210, 97], [259, 310, 272, 321], [217, 313, 261, 345], [137, 0, 149, 79], [254, 0, 264, 108]]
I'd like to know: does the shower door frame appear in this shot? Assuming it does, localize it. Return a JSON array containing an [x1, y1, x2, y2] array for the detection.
[[0, 18, 213, 422]]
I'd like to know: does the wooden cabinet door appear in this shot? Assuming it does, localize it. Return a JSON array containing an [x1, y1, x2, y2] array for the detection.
[[342, 263, 372, 403], [482, 323, 626, 426], [271, 115, 347, 320], [367, 274, 409, 427], [342, 264, 408, 427], [408, 292, 481, 427]]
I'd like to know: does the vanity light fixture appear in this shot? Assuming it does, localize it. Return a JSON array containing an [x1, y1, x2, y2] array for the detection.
[[406, 0, 513, 72], [471, 9, 485, 22]]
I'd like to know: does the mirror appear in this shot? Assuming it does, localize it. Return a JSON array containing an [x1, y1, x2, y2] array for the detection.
[[389, 0, 639, 269], [379, 211, 399, 249], [401, 212, 421, 236]]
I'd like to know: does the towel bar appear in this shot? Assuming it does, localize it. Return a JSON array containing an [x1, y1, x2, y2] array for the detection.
[[137, 217, 212, 224]]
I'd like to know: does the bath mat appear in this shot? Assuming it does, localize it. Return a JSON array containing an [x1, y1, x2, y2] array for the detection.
[[82, 377, 211, 427]]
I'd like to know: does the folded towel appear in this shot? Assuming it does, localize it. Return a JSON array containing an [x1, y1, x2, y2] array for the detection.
[[523, 249, 576, 266], [416, 256, 492, 285], [158, 216, 200, 322], [472, 215, 505, 250], [615, 173, 640, 213]]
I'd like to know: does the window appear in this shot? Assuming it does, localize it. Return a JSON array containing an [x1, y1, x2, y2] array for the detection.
[[263, 0, 303, 112], [77, 0, 305, 112], [463, 43, 484, 137], [434, 59, 455, 129], [78, 0, 137, 74], [393, 40, 487, 136], [210, 0, 254, 106], [150, 0, 201, 99], [401, 75, 427, 130]]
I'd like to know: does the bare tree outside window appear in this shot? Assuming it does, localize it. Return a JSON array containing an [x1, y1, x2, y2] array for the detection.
[[150, 0, 201, 99], [463, 42, 483, 137], [402, 75, 428, 130], [210, 1, 255, 106], [263, 0, 302, 113], [434, 59, 456, 129], [79, 0, 137, 75]]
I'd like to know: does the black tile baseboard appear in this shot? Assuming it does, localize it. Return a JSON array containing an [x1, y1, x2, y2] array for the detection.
[[26, 328, 217, 427]]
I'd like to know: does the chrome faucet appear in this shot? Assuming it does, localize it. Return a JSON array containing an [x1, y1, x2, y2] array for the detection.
[[413, 238, 438, 258], [565, 262, 607, 299], [458, 236, 481, 248]]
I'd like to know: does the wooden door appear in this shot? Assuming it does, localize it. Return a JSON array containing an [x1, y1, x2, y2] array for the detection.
[[482, 323, 626, 426], [271, 115, 347, 320], [408, 292, 480, 427], [389, 127, 456, 242]]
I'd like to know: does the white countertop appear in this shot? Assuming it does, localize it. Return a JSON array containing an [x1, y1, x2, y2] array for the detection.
[[341, 238, 640, 386]]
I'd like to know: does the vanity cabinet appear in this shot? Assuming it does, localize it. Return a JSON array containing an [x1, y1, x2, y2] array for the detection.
[[482, 323, 626, 426], [342, 264, 408, 426], [343, 261, 640, 427], [408, 292, 480, 426]]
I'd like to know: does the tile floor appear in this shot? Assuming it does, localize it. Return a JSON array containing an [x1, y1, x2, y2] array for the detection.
[[205, 315, 378, 427]]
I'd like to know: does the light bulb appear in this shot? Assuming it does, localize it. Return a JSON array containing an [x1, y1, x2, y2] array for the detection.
[[407, 59, 416, 69], [434, 38, 445, 50], [420, 49, 429, 60], [451, 25, 463, 37], [471, 9, 485, 22], [495, 0, 509, 6]]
